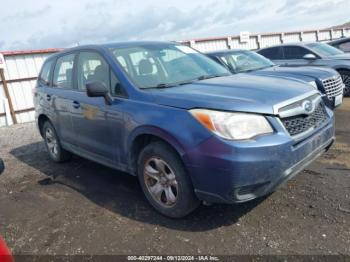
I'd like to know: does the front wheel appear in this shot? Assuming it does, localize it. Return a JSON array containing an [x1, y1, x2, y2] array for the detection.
[[339, 70, 350, 97], [137, 142, 200, 218]]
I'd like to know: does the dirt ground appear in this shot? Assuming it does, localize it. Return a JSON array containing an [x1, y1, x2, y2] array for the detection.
[[0, 99, 349, 256]]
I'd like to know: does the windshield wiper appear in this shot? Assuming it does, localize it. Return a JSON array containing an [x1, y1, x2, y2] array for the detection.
[[196, 74, 229, 81], [153, 83, 175, 89], [145, 80, 194, 89], [144, 74, 229, 89]]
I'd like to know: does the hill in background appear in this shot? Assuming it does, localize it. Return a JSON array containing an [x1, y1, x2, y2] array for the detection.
[[329, 21, 350, 29]]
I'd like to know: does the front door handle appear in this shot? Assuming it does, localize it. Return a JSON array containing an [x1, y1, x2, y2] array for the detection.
[[46, 94, 52, 101], [73, 101, 80, 109]]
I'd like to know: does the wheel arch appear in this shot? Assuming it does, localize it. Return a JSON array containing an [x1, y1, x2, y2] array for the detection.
[[127, 126, 186, 175], [333, 66, 350, 73], [37, 114, 52, 137]]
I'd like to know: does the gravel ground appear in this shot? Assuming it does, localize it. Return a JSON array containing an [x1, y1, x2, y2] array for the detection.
[[0, 99, 349, 256]]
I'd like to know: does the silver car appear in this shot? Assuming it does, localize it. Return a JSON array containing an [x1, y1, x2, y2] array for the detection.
[[258, 42, 350, 96]]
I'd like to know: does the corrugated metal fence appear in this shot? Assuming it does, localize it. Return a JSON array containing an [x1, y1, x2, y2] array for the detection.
[[1, 27, 350, 127], [0, 49, 61, 126], [181, 27, 350, 52]]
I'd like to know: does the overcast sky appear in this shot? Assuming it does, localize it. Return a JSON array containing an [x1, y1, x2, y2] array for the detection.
[[0, 0, 349, 51]]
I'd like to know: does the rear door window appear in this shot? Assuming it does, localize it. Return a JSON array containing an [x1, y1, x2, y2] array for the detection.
[[258, 47, 283, 60], [283, 46, 309, 59], [53, 54, 76, 89]]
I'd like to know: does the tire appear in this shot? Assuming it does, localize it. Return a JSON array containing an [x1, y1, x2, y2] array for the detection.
[[137, 141, 200, 218], [339, 70, 350, 97], [42, 121, 72, 162]]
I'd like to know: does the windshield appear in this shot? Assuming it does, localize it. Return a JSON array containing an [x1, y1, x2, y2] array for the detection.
[[108, 44, 230, 89], [306, 42, 344, 57], [218, 50, 274, 73]]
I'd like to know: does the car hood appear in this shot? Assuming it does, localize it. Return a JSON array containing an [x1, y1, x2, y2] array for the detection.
[[251, 65, 336, 81], [150, 74, 316, 115], [327, 53, 350, 60]]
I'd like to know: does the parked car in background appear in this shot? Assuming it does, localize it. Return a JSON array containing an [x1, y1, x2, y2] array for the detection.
[[328, 37, 350, 53], [0, 159, 4, 174], [206, 49, 344, 109], [35, 41, 335, 218], [257, 42, 350, 96]]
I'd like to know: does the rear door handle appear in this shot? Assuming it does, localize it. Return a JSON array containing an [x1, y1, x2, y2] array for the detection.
[[46, 94, 51, 101], [73, 101, 80, 109]]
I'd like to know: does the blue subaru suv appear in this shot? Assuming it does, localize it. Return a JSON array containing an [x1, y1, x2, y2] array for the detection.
[[34, 42, 335, 217]]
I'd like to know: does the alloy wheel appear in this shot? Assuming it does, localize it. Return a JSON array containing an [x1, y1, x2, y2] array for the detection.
[[45, 127, 59, 158], [144, 157, 178, 208]]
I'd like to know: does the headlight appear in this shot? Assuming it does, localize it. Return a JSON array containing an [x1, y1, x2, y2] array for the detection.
[[189, 109, 273, 140], [308, 81, 318, 89]]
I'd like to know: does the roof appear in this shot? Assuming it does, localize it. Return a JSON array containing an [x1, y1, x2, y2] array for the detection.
[[328, 37, 350, 45], [0, 41, 180, 57], [205, 49, 246, 55], [101, 40, 177, 48], [258, 42, 318, 50]]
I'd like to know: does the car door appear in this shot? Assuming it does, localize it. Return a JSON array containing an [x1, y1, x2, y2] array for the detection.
[[281, 46, 318, 67], [49, 53, 77, 146], [70, 51, 125, 167]]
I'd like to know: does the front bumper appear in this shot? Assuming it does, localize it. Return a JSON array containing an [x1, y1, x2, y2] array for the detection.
[[183, 112, 335, 204]]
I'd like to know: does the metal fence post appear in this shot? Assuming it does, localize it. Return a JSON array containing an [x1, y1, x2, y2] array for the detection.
[[0, 68, 17, 124]]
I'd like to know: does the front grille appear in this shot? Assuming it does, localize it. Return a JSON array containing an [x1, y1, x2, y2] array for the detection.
[[322, 75, 344, 98], [281, 103, 328, 137]]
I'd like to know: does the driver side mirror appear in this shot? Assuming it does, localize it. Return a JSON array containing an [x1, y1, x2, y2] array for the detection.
[[303, 54, 317, 60], [86, 81, 113, 105]]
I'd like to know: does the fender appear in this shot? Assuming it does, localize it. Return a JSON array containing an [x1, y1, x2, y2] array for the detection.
[[127, 125, 186, 158]]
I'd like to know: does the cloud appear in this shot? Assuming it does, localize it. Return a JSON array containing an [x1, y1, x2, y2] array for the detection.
[[0, 0, 349, 51], [1, 5, 51, 22]]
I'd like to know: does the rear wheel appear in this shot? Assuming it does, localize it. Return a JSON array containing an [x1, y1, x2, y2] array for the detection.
[[137, 142, 200, 218], [42, 121, 72, 162], [339, 70, 350, 97]]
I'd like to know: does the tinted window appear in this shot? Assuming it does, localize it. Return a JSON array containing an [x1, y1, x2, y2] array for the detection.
[[283, 46, 309, 59], [38, 60, 53, 85], [339, 42, 350, 52], [258, 47, 282, 60], [53, 54, 75, 88]]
